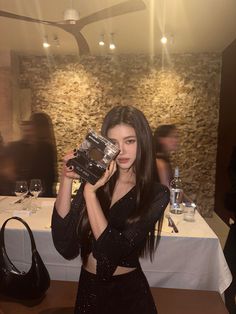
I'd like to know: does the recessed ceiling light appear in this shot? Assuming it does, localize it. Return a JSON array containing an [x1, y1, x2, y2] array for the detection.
[[109, 43, 116, 50], [160, 36, 168, 44], [43, 36, 50, 48], [99, 34, 105, 46], [43, 42, 50, 48], [109, 33, 116, 50]]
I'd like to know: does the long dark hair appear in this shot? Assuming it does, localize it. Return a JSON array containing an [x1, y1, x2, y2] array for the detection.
[[101, 106, 156, 216], [153, 124, 176, 160], [78, 106, 163, 262]]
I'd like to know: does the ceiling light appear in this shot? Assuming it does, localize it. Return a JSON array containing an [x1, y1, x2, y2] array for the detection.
[[109, 33, 116, 50], [43, 42, 50, 48], [43, 37, 50, 48], [160, 36, 168, 44], [109, 43, 116, 50], [99, 40, 105, 46], [99, 34, 105, 46]]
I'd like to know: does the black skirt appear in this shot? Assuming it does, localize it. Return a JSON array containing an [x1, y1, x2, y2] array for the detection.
[[74, 267, 157, 314]]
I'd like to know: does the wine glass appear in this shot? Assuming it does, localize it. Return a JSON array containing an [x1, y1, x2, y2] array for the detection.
[[29, 179, 42, 198], [29, 179, 42, 212], [14, 181, 28, 201]]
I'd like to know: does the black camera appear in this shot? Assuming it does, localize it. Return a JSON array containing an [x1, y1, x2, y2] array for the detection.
[[66, 131, 120, 185]]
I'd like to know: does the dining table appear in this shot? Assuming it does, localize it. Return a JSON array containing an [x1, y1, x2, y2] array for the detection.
[[0, 195, 232, 294]]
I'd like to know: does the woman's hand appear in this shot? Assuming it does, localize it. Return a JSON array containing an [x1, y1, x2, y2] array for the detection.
[[84, 160, 117, 195], [83, 160, 117, 239], [61, 151, 80, 180]]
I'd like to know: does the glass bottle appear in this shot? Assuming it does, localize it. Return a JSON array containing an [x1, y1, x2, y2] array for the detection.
[[170, 167, 183, 214]]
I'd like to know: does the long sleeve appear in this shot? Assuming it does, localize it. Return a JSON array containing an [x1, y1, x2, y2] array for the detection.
[[51, 183, 85, 259], [51, 208, 80, 259], [93, 184, 170, 279], [51, 182, 170, 278]]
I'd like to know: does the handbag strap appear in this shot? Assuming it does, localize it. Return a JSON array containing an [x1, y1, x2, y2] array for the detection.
[[0, 216, 37, 252]]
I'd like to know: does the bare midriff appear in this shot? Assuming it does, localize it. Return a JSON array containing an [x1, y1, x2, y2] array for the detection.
[[84, 252, 136, 275]]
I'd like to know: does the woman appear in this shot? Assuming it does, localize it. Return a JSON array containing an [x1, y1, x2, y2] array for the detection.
[[30, 112, 58, 196], [153, 124, 178, 188], [51, 106, 170, 314], [0, 148, 16, 195]]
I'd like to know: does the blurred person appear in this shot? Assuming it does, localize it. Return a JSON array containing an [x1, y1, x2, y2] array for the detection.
[[0, 148, 16, 195], [153, 124, 178, 188], [6, 120, 36, 182], [30, 112, 57, 197], [6, 115, 57, 197], [51, 105, 170, 314], [31, 112, 56, 146]]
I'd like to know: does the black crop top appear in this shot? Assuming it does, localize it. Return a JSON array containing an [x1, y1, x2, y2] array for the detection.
[[51, 182, 169, 280]]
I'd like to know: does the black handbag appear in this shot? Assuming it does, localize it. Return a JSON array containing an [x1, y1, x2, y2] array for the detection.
[[0, 216, 50, 300]]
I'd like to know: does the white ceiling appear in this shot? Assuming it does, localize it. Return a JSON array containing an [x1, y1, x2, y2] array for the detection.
[[0, 0, 236, 56]]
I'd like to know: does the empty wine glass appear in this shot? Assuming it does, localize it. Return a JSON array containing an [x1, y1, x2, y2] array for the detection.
[[29, 179, 42, 212], [29, 179, 42, 198], [14, 181, 28, 201]]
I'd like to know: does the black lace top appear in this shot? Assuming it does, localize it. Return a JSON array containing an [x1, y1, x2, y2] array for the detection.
[[51, 182, 169, 280]]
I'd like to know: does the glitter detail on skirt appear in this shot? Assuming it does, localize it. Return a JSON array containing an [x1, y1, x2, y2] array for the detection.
[[74, 267, 158, 314]]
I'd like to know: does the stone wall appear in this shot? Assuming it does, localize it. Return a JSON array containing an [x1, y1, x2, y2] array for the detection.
[[17, 53, 221, 214]]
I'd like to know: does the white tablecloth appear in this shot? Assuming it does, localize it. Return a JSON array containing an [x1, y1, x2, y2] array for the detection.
[[0, 196, 232, 294]]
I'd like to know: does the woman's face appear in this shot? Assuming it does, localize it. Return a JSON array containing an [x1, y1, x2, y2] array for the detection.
[[160, 130, 178, 152], [107, 124, 137, 171]]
